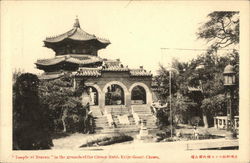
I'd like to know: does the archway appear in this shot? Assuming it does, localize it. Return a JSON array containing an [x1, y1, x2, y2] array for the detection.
[[131, 86, 146, 104], [104, 84, 125, 105], [103, 81, 129, 106], [129, 82, 152, 105], [83, 84, 102, 106]]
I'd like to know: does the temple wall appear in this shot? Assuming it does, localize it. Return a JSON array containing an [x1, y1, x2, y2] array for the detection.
[[75, 72, 152, 112]]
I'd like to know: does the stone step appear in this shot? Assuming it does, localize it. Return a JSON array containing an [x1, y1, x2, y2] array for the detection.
[[137, 113, 155, 116], [95, 117, 107, 120], [133, 107, 150, 109], [95, 121, 108, 124], [138, 116, 156, 119], [95, 122, 108, 125], [95, 119, 108, 122], [106, 110, 130, 113], [132, 108, 151, 111]]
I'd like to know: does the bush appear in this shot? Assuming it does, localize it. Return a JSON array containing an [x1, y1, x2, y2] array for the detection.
[[79, 133, 133, 147], [13, 73, 53, 150]]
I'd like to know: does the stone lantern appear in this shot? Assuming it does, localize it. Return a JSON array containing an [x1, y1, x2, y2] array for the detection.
[[223, 64, 236, 86], [223, 64, 236, 139]]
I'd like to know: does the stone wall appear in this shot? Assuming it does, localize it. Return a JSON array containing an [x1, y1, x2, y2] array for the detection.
[[75, 71, 153, 113]]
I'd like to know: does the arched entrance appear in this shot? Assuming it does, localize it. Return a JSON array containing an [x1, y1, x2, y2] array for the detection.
[[82, 84, 101, 107], [86, 86, 98, 105], [131, 85, 146, 104], [129, 82, 152, 105], [103, 81, 130, 105], [105, 84, 125, 105]]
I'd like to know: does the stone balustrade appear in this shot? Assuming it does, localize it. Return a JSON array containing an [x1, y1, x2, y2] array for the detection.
[[214, 116, 239, 130]]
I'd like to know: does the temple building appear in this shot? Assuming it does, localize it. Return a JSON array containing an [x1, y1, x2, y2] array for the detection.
[[36, 18, 157, 133]]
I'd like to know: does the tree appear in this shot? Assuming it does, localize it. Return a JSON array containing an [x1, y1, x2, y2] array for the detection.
[[153, 63, 179, 102], [39, 73, 83, 133], [168, 93, 196, 125], [153, 59, 196, 128], [197, 11, 239, 52], [155, 51, 239, 128], [194, 11, 240, 128], [13, 73, 53, 150]]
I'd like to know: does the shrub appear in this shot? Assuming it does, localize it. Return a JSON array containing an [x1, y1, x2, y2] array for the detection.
[[79, 133, 133, 147]]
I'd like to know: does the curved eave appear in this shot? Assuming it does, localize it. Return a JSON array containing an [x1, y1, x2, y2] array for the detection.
[[35, 56, 103, 71], [35, 60, 102, 67], [44, 38, 110, 50], [44, 37, 110, 44], [35, 61, 79, 70], [44, 27, 110, 48]]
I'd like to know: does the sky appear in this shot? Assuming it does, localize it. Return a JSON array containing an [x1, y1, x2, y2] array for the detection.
[[1, 1, 244, 75]]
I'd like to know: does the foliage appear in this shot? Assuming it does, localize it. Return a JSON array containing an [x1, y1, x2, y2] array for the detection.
[[79, 133, 133, 147], [153, 63, 180, 102], [154, 50, 239, 128], [168, 93, 195, 125], [39, 73, 83, 133], [197, 11, 239, 51], [13, 73, 53, 150], [131, 86, 146, 101], [201, 94, 227, 116], [12, 68, 24, 84]]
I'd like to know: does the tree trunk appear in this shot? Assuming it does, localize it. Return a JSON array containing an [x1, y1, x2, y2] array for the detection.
[[62, 109, 68, 132], [202, 114, 209, 128]]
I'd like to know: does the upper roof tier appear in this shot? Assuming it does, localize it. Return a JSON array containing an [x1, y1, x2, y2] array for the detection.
[[44, 17, 111, 56]]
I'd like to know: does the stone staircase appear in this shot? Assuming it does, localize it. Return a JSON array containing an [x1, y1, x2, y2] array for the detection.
[[94, 115, 140, 134], [132, 105, 157, 129], [105, 106, 131, 115], [90, 106, 103, 116], [93, 106, 157, 134]]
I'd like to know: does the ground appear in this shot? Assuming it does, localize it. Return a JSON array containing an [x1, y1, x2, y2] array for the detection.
[[52, 125, 237, 150]]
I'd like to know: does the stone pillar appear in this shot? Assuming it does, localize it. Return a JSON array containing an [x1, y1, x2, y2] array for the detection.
[[125, 92, 131, 111], [222, 119, 225, 129], [214, 117, 217, 128], [99, 92, 105, 114], [224, 119, 227, 129]]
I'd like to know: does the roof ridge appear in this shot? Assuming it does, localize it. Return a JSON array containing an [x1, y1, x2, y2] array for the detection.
[[45, 28, 75, 40]]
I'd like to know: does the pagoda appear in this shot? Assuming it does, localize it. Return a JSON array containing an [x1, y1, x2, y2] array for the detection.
[[36, 17, 110, 72], [36, 17, 157, 133]]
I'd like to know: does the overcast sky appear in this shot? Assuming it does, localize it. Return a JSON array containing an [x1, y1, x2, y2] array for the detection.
[[1, 1, 244, 74]]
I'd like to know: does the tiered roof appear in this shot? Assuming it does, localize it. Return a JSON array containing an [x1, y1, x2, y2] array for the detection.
[[36, 55, 103, 67], [37, 17, 152, 78], [44, 26, 110, 44], [44, 18, 110, 50], [38, 72, 65, 80]]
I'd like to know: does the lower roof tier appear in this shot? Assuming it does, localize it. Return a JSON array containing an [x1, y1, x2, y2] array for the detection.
[[36, 54, 103, 66], [36, 54, 152, 77], [39, 67, 152, 80], [35, 54, 103, 71]]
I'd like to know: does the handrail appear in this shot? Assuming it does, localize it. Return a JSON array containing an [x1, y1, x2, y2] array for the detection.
[[131, 106, 141, 125], [134, 113, 141, 125], [106, 113, 114, 127]]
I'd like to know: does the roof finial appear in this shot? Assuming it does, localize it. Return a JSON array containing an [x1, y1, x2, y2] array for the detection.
[[73, 15, 80, 28]]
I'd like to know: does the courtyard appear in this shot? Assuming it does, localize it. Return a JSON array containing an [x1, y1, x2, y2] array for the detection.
[[52, 125, 238, 150]]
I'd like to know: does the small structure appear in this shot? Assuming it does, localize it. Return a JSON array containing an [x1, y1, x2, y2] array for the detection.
[[36, 17, 157, 133], [137, 120, 151, 140]]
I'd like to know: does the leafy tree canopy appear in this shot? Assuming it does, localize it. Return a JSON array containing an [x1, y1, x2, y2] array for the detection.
[[197, 11, 239, 52]]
